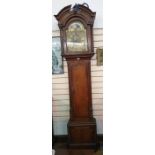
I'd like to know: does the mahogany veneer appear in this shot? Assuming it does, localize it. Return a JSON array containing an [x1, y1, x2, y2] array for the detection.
[[55, 4, 97, 148]]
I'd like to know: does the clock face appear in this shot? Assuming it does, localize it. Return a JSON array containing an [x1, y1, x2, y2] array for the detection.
[[66, 21, 88, 53]]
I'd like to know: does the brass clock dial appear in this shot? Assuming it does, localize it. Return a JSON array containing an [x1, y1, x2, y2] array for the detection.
[[66, 21, 87, 53]]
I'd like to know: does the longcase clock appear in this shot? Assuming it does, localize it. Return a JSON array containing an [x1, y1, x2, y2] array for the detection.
[[55, 4, 97, 148]]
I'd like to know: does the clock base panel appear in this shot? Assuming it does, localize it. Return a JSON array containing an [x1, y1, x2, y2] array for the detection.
[[67, 118, 97, 148]]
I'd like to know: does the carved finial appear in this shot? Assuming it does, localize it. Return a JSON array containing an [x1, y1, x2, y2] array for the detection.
[[70, 3, 89, 13], [70, 3, 80, 13], [82, 3, 89, 8]]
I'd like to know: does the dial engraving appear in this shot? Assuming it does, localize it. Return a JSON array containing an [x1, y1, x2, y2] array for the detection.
[[66, 22, 87, 53]]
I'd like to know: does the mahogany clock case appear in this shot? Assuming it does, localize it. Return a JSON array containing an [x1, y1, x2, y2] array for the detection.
[[55, 4, 97, 148]]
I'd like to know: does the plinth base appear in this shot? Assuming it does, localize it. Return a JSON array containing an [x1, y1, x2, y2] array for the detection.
[[67, 118, 97, 148]]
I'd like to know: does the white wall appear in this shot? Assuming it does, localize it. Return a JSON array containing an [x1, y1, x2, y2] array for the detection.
[[52, 0, 103, 30]]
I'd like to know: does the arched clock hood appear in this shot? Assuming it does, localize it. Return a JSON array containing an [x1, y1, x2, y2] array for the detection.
[[54, 4, 96, 28], [55, 4, 96, 59]]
